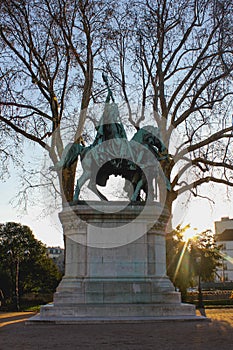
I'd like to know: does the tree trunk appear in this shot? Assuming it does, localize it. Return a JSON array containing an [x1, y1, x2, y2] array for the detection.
[[62, 165, 77, 204], [15, 259, 20, 311], [163, 190, 177, 232]]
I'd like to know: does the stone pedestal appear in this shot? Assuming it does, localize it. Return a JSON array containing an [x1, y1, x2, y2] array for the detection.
[[30, 202, 197, 323]]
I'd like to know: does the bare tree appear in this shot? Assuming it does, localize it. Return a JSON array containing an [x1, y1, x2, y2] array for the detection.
[[0, 0, 233, 227], [103, 0, 233, 219], [0, 0, 114, 203]]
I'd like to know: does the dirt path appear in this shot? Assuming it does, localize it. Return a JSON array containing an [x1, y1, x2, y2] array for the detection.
[[1, 309, 233, 350]]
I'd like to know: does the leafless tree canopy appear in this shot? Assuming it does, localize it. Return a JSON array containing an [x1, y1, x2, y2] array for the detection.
[[0, 0, 232, 215]]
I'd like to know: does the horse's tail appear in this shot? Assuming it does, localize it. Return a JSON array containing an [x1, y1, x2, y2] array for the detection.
[[63, 143, 84, 168], [50, 143, 84, 171]]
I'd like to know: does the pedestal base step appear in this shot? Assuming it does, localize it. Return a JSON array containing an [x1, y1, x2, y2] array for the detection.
[[27, 302, 208, 324]]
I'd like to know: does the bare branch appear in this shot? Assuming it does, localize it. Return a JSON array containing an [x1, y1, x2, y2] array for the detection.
[[0, 115, 48, 149], [179, 126, 233, 157], [177, 176, 233, 195]]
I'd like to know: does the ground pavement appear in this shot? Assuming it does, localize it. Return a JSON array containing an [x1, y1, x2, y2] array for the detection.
[[1, 309, 233, 350]]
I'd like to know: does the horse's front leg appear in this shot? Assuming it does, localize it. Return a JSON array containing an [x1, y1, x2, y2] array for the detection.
[[146, 177, 154, 202], [145, 168, 155, 202], [73, 172, 90, 201], [131, 178, 143, 202]]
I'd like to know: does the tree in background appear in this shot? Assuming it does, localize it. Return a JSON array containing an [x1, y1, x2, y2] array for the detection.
[[105, 0, 233, 217], [166, 225, 194, 299], [189, 229, 222, 307], [0, 0, 232, 228], [190, 229, 222, 282], [0, 0, 115, 203], [0, 222, 61, 310], [166, 226, 221, 301]]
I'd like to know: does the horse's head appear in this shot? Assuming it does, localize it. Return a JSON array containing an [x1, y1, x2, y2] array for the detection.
[[141, 125, 160, 138], [141, 126, 167, 153]]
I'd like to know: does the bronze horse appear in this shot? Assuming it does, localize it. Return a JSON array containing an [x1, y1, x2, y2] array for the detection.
[[51, 106, 170, 202]]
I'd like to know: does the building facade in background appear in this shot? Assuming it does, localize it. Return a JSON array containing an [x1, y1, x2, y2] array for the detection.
[[47, 246, 64, 274], [215, 217, 233, 282]]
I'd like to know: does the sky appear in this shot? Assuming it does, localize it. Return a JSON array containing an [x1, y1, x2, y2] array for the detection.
[[0, 166, 232, 247], [173, 186, 233, 241], [0, 174, 64, 248]]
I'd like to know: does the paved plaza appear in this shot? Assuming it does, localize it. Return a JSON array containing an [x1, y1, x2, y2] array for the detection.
[[1, 308, 233, 349]]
